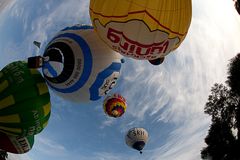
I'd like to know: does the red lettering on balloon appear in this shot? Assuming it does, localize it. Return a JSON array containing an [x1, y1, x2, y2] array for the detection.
[[107, 27, 170, 59]]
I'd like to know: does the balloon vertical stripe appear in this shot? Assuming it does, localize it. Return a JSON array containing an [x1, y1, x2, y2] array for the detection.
[[0, 126, 21, 134], [37, 83, 49, 95], [0, 80, 8, 93], [43, 103, 51, 116], [0, 95, 15, 110], [42, 24, 123, 102], [0, 114, 20, 123], [89, 62, 121, 100]]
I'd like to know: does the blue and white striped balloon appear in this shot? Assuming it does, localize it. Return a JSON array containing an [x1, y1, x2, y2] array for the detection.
[[42, 25, 123, 102]]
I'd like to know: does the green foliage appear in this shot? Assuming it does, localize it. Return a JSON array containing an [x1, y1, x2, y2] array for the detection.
[[227, 53, 240, 96], [235, 0, 240, 15], [201, 119, 237, 160], [201, 54, 240, 160], [204, 84, 239, 127]]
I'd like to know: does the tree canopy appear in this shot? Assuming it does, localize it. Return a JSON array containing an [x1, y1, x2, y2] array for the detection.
[[234, 0, 240, 15], [201, 54, 240, 160], [227, 53, 240, 96]]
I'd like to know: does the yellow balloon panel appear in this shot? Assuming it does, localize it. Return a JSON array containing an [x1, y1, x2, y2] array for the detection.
[[90, 0, 192, 60]]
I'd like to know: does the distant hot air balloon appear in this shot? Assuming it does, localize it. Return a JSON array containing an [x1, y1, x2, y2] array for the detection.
[[0, 132, 34, 154], [33, 41, 41, 49], [28, 25, 124, 102], [89, 0, 192, 65], [125, 127, 148, 154], [0, 61, 51, 136], [103, 93, 127, 118]]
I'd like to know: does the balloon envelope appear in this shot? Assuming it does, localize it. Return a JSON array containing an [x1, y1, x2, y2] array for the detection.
[[90, 0, 192, 60], [0, 132, 34, 154], [125, 127, 148, 153], [103, 93, 127, 118], [0, 61, 51, 136], [42, 25, 123, 102]]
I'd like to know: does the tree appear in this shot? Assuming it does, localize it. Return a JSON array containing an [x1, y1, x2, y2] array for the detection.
[[227, 53, 240, 143], [201, 119, 236, 160], [234, 0, 240, 15], [0, 150, 8, 160], [227, 53, 240, 96], [201, 84, 240, 160], [233, 0, 240, 15], [201, 54, 240, 160]]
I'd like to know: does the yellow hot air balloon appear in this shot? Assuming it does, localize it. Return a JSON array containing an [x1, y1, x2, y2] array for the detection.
[[89, 0, 192, 63]]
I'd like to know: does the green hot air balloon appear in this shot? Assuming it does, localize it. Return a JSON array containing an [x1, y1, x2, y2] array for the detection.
[[0, 61, 51, 136]]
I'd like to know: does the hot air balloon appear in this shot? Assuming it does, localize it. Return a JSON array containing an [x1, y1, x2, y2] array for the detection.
[[33, 41, 41, 49], [89, 0, 192, 65], [0, 61, 51, 136], [103, 93, 127, 118], [0, 132, 34, 154], [28, 24, 124, 102], [125, 127, 148, 154]]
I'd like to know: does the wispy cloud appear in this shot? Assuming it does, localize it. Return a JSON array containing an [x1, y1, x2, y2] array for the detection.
[[1, 0, 240, 160], [0, 0, 15, 14], [100, 118, 115, 129], [0, 0, 91, 66], [7, 153, 32, 160], [113, 0, 240, 159], [33, 135, 68, 156]]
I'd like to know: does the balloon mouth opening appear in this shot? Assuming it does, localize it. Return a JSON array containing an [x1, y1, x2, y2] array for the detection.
[[42, 48, 65, 79], [133, 141, 145, 152], [148, 57, 165, 65], [112, 110, 120, 117], [41, 41, 75, 84]]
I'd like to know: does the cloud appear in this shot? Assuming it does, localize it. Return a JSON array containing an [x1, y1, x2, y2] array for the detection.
[[147, 116, 210, 160], [33, 135, 68, 156], [100, 118, 115, 129], [0, 0, 91, 67], [118, 0, 240, 124], [93, 152, 127, 160], [7, 153, 32, 160], [113, 0, 240, 159], [0, 0, 15, 14], [1, 0, 240, 160]]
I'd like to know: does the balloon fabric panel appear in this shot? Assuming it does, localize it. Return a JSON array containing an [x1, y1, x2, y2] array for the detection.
[[90, 0, 192, 60], [0, 132, 34, 154], [42, 24, 123, 102], [0, 61, 51, 136]]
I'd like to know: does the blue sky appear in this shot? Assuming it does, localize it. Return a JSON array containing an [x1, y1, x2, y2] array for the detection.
[[0, 0, 240, 160]]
